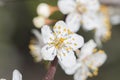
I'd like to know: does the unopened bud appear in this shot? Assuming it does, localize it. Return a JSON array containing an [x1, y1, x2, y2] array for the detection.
[[37, 3, 58, 18]]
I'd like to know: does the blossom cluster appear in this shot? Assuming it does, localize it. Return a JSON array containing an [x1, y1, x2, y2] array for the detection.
[[1, 0, 119, 80], [29, 0, 113, 80]]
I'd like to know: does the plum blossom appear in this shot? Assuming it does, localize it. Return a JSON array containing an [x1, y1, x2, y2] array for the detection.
[[29, 29, 45, 62], [61, 40, 107, 80], [94, 6, 111, 46], [58, 0, 100, 32], [74, 40, 107, 80], [41, 21, 84, 69]]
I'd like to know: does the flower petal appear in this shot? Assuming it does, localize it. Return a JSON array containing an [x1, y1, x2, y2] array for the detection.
[[41, 25, 54, 44], [60, 61, 81, 75], [58, 0, 76, 14], [53, 21, 71, 38], [82, 13, 100, 31], [85, 50, 107, 68], [74, 64, 89, 80], [65, 63, 81, 75], [85, 0, 100, 12], [32, 29, 44, 46], [66, 13, 81, 32], [64, 34, 84, 50], [41, 45, 57, 61], [12, 70, 22, 80], [29, 39, 43, 62], [78, 40, 97, 60], [94, 26, 107, 46], [29, 29, 45, 62], [57, 48, 77, 69]]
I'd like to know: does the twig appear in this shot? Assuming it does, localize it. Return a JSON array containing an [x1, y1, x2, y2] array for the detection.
[[42, 57, 58, 80]]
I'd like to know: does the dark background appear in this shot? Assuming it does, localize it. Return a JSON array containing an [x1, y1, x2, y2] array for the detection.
[[0, 0, 120, 80]]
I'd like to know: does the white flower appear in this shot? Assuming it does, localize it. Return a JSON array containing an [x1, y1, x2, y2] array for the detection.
[[0, 70, 22, 80], [74, 40, 107, 80], [60, 40, 107, 80], [58, 0, 100, 32], [29, 29, 45, 62], [12, 70, 22, 80], [94, 6, 111, 46], [94, 25, 111, 46], [41, 21, 84, 69]]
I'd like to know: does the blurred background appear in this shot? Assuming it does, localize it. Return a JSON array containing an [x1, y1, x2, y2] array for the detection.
[[0, 0, 120, 80]]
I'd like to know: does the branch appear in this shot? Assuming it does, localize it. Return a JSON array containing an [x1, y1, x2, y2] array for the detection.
[[42, 57, 58, 80]]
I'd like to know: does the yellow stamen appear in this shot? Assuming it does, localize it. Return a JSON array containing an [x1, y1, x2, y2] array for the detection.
[[64, 28, 67, 32], [100, 5, 112, 42], [68, 29, 73, 34], [98, 50, 104, 54], [93, 48, 97, 53], [74, 43, 77, 46], [54, 38, 65, 49], [58, 26, 61, 29]]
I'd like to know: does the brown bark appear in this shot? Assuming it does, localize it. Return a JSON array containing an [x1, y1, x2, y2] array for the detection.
[[42, 57, 58, 80]]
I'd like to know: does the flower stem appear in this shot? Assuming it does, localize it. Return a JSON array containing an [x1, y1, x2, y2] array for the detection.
[[42, 57, 58, 80]]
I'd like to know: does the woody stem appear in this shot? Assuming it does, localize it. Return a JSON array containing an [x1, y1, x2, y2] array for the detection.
[[42, 57, 58, 80]]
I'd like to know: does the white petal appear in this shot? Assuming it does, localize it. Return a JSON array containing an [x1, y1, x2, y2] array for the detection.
[[94, 26, 107, 46], [74, 64, 89, 80], [41, 45, 57, 61], [82, 13, 100, 31], [94, 34, 102, 47], [110, 15, 120, 25], [64, 34, 84, 50], [85, 50, 107, 68], [66, 13, 81, 32], [29, 29, 45, 62], [29, 40, 43, 62], [65, 63, 81, 75], [76, 0, 100, 12], [58, 48, 77, 69], [37, 3, 50, 17], [41, 25, 54, 44], [78, 40, 97, 60], [76, 0, 90, 4], [53, 21, 70, 38], [58, 0, 76, 14], [33, 16, 45, 28], [12, 69, 22, 80], [85, 0, 100, 12], [32, 29, 44, 46], [60, 61, 81, 75], [108, 6, 120, 25]]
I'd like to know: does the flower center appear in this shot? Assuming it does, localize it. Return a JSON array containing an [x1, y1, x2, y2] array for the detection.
[[54, 38, 65, 49]]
